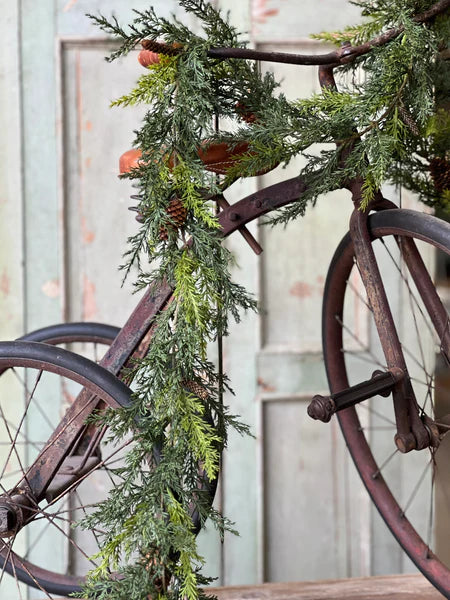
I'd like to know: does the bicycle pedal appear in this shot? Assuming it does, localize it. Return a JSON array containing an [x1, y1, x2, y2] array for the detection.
[[308, 369, 403, 423]]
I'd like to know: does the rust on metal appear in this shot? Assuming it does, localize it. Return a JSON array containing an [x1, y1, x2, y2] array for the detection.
[[307, 369, 404, 423]]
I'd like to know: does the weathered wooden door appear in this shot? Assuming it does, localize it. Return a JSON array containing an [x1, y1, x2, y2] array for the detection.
[[0, 1, 436, 597]]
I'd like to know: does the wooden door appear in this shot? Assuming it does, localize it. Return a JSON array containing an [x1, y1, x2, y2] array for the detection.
[[0, 1, 438, 597]]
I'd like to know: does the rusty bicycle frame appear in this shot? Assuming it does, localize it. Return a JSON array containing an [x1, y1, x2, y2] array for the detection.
[[0, 0, 449, 592]]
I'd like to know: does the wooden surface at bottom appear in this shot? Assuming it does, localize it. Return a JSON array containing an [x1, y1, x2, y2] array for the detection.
[[55, 574, 446, 599], [209, 574, 445, 600]]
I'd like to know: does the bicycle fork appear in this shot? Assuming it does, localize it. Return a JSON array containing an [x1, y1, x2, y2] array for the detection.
[[308, 199, 446, 453]]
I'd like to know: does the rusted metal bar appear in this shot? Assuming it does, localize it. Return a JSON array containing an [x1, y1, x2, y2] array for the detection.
[[216, 195, 263, 254], [349, 207, 430, 452], [99, 280, 173, 374], [307, 369, 404, 423], [143, 0, 450, 68], [218, 177, 307, 233]]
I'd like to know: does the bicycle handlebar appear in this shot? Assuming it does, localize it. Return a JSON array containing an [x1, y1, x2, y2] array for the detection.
[[140, 0, 449, 68]]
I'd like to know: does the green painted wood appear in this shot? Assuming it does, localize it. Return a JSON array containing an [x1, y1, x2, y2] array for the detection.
[[0, 0, 23, 341], [21, 0, 62, 336], [250, 0, 361, 43], [61, 42, 147, 326], [0, 4, 27, 596]]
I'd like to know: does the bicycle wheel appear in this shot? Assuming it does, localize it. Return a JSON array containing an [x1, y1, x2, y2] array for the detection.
[[0, 340, 132, 597], [18, 321, 119, 360], [322, 209, 450, 597]]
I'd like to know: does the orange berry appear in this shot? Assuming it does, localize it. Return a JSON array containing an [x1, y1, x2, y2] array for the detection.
[[138, 50, 160, 67]]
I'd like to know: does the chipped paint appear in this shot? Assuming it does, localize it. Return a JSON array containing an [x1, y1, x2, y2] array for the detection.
[[42, 279, 60, 299], [252, 0, 279, 24], [63, 0, 78, 12], [289, 281, 312, 298], [257, 377, 276, 392], [85, 157, 92, 169], [83, 274, 97, 320], [85, 120, 93, 131], [81, 216, 95, 244], [0, 270, 10, 296]]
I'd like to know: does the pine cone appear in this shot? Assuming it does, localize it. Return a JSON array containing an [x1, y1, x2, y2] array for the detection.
[[141, 39, 182, 56], [235, 101, 257, 124], [430, 157, 450, 194], [183, 379, 208, 400], [159, 197, 188, 240]]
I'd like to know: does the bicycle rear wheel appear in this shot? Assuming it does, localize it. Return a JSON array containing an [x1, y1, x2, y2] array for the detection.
[[322, 209, 450, 597], [0, 340, 132, 597]]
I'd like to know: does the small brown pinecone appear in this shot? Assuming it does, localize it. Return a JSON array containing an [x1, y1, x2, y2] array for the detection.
[[235, 101, 257, 124], [429, 157, 450, 194], [398, 105, 420, 136], [141, 39, 182, 56], [159, 197, 188, 240], [183, 379, 208, 400]]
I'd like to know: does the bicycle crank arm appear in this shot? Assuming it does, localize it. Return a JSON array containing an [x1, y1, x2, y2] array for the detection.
[[307, 368, 404, 422]]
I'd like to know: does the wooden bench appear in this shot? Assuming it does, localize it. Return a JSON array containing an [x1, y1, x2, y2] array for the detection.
[[211, 574, 444, 600], [55, 574, 445, 599]]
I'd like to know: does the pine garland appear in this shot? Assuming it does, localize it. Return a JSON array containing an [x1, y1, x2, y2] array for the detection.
[[81, 2, 449, 599]]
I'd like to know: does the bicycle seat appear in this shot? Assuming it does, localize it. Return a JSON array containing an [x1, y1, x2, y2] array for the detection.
[[119, 141, 273, 176]]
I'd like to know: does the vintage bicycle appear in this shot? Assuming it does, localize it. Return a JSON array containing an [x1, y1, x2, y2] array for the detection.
[[0, 3, 450, 597]]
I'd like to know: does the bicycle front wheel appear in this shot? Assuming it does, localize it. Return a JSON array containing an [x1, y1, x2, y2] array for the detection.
[[0, 340, 132, 597], [322, 209, 450, 597]]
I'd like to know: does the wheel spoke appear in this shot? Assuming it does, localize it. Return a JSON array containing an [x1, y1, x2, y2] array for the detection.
[[324, 211, 450, 590], [9, 553, 25, 600], [371, 447, 399, 479], [11, 368, 57, 432], [401, 457, 433, 517], [0, 331, 128, 595], [0, 369, 43, 487]]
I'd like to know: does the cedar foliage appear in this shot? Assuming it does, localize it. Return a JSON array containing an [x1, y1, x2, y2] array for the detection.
[[82, 2, 449, 599]]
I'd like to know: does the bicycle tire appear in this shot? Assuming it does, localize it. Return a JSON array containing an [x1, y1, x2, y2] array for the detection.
[[322, 209, 450, 597], [18, 321, 120, 347], [0, 340, 132, 597]]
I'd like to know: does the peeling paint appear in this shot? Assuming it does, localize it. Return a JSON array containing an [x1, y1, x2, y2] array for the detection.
[[63, 0, 78, 12], [0, 270, 10, 296], [81, 216, 95, 244], [257, 377, 276, 392], [252, 0, 279, 24], [83, 274, 97, 320], [289, 281, 312, 298], [42, 279, 60, 299]]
